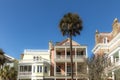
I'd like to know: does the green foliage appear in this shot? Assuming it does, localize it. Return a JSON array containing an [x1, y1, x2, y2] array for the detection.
[[86, 54, 108, 80], [59, 13, 83, 80], [0, 65, 17, 80], [114, 69, 120, 80], [59, 12, 82, 36], [0, 49, 6, 67]]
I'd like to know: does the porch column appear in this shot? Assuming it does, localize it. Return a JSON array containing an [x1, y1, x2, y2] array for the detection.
[[65, 47, 67, 59], [112, 71, 115, 80], [119, 51, 120, 61], [35, 65, 37, 73], [65, 62, 67, 76], [32, 65, 35, 74], [76, 62, 77, 76], [54, 63, 56, 76], [17, 65, 20, 80], [54, 48, 56, 76], [65, 78, 67, 80], [75, 48, 77, 58], [111, 55, 114, 64], [55, 48, 56, 60]]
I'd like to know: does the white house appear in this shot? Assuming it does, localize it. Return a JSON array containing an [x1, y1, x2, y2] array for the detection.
[[18, 49, 50, 80]]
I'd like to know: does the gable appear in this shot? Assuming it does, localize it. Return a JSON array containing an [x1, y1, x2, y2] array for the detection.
[[56, 38, 80, 46]]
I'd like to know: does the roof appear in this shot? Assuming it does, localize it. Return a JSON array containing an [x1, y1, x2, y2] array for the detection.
[[55, 38, 80, 46]]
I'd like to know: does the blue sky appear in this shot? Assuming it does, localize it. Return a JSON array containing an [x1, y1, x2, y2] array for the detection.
[[0, 0, 120, 59]]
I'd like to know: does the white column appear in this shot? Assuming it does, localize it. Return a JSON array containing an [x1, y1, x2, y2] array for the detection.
[[76, 62, 77, 76], [112, 71, 115, 80], [65, 47, 67, 59], [42, 65, 44, 75], [54, 63, 56, 76], [86, 47, 88, 58], [35, 65, 37, 73], [55, 48, 56, 60], [17, 65, 20, 80], [75, 48, 77, 58], [119, 51, 120, 61], [32, 65, 34, 75], [54, 47, 56, 76], [65, 62, 67, 76], [66, 63, 67, 76], [111, 55, 114, 64]]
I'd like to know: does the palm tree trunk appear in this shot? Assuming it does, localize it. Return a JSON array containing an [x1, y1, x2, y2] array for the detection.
[[70, 34, 73, 80]]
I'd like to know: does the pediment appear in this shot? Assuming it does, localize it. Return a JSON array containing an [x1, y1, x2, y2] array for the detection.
[[56, 38, 80, 46]]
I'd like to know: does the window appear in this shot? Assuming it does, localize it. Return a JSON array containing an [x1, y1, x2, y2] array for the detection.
[[19, 65, 32, 72], [67, 65, 71, 72], [77, 64, 81, 72], [67, 51, 70, 55], [24, 66, 27, 72], [33, 56, 41, 61], [28, 66, 32, 72], [37, 65, 39, 72], [36, 56, 39, 61], [44, 66, 47, 73], [40, 66, 42, 72], [33, 56, 36, 61], [20, 66, 23, 72], [57, 52, 61, 58], [103, 37, 108, 43], [77, 51, 84, 56], [37, 65, 42, 73], [65, 42, 70, 45], [57, 52, 61, 55], [56, 66, 61, 72]]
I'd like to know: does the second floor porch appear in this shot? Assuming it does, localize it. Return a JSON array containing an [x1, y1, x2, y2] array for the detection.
[[54, 55, 85, 62]]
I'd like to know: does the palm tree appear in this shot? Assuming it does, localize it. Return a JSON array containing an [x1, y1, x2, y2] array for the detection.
[[0, 65, 17, 80], [9, 67, 17, 80], [59, 13, 83, 80], [0, 49, 6, 68], [0, 65, 9, 80]]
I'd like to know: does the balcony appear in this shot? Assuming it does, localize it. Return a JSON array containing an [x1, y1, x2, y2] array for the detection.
[[56, 72, 76, 77], [106, 58, 120, 71], [56, 72, 65, 77], [19, 72, 32, 76], [55, 55, 85, 62]]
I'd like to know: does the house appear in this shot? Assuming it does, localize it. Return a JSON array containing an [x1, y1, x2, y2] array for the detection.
[[92, 18, 120, 80], [18, 49, 50, 80], [0, 53, 18, 80], [4, 54, 18, 70], [18, 38, 88, 80], [49, 38, 88, 80]]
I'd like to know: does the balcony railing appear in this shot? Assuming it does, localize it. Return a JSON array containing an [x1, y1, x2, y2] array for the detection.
[[56, 72, 76, 77], [56, 72, 65, 76], [56, 55, 85, 59], [55, 55, 85, 62], [106, 59, 120, 71], [19, 72, 32, 75]]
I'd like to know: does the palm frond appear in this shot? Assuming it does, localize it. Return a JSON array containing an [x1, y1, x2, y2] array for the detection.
[[59, 12, 83, 37]]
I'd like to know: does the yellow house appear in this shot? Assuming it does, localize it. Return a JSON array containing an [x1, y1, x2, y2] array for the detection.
[[18, 49, 50, 80]]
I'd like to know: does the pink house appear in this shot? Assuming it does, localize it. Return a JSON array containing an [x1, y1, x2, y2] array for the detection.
[[49, 38, 88, 80]]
